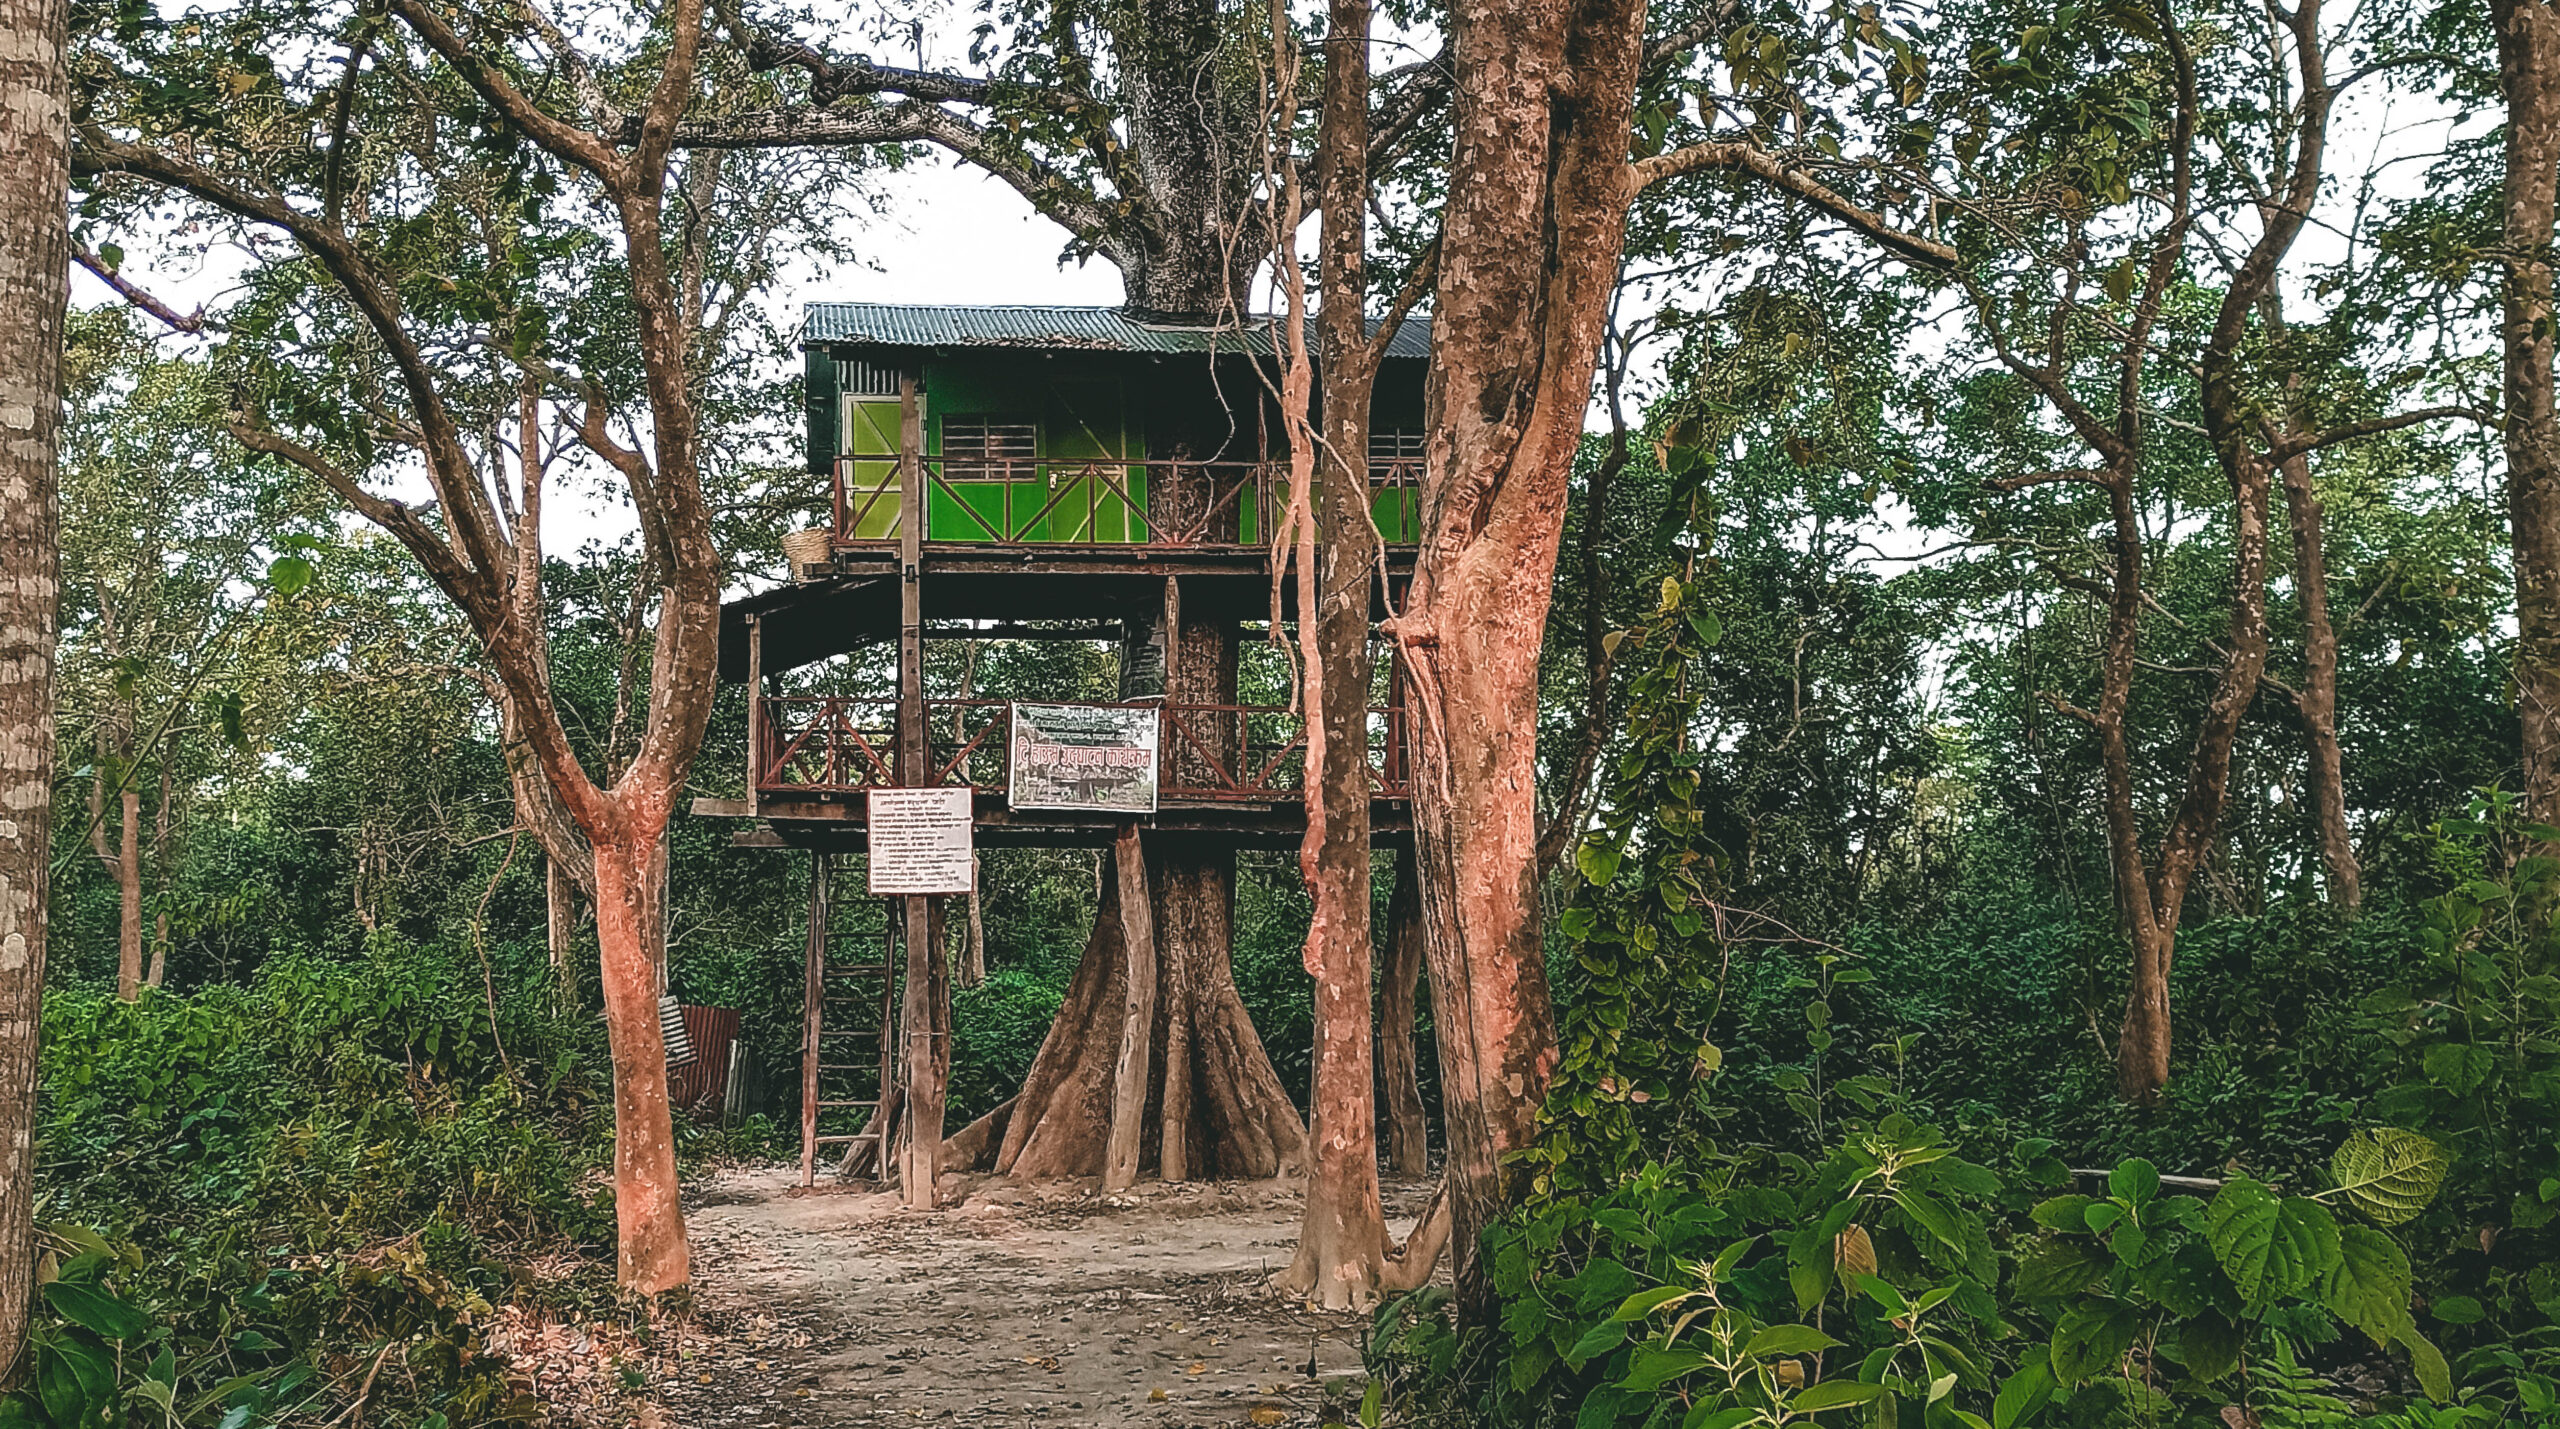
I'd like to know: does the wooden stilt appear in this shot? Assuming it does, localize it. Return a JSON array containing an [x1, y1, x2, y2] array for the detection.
[[798, 850, 827, 1188]]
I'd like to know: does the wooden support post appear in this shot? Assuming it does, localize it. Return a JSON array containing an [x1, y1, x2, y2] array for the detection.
[[745, 613, 764, 817], [799, 850, 828, 1188], [1104, 823, 1157, 1191], [895, 375, 948, 1209]]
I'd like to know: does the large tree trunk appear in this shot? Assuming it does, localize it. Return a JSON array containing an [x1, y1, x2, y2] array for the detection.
[[1101, 0, 1261, 322], [979, 848, 1304, 1180], [2500, 0, 2560, 821], [593, 826, 688, 1293], [1393, 0, 1644, 1321], [0, 0, 66, 1370], [1380, 847, 1430, 1177]]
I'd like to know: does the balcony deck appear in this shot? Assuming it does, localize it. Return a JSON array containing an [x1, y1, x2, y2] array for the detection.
[[700, 694, 1413, 850]]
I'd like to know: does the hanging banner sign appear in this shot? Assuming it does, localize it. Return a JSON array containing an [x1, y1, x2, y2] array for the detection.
[[867, 786, 977, 894], [1009, 703, 1160, 813]]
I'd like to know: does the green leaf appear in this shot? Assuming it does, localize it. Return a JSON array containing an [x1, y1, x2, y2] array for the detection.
[[1688, 612, 1723, 647], [2013, 1239, 2108, 1299], [1853, 1274, 1910, 1317], [266, 553, 315, 596], [42, 1281, 151, 1340], [1746, 1324, 1843, 1358], [2029, 1196, 2095, 1232], [1793, 1380, 1889, 1411], [2048, 1302, 2140, 1384], [35, 1335, 110, 1428], [2328, 1129, 2447, 1226], [2177, 1313, 2245, 1382], [1568, 1317, 1630, 1366], [2207, 1178, 2280, 1306], [1575, 839, 1623, 888], [1683, 1409, 1759, 1429], [1610, 1286, 1694, 1322], [2430, 1294, 2484, 1325], [1360, 1379, 1383, 1428], [2109, 1159, 2159, 1205], [1993, 1358, 2053, 1429], [2422, 1043, 2493, 1096], [2395, 1324, 2451, 1405], [2272, 1198, 2341, 1299], [2325, 1225, 2416, 1345], [1619, 1346, 1714, 1391]]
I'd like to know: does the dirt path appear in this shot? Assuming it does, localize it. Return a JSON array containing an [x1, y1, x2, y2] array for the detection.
[[662, 1167, 1442, 1428]]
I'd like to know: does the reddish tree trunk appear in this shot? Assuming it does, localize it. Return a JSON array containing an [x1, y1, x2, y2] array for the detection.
[[1275, 0, 1419, 1311], [1392, 0, 1643, 1319], [2500, 0, 2560, 822], [0, 0, 66, 1369], [593, 827, 688, 1293]]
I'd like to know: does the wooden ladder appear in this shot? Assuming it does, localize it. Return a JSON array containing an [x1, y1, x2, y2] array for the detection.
[[798, 851, 902, 1187]]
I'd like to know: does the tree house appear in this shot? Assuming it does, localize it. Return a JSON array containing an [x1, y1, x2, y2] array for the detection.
[[693, 303, 1429, 1194]]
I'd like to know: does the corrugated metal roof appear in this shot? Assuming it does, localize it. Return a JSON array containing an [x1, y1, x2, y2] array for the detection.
[[802, 302, 1431, 362]]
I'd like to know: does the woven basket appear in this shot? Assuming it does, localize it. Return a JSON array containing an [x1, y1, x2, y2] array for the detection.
[[780, 527, 832, 581]]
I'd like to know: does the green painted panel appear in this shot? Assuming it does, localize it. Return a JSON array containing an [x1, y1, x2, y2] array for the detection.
[[841, 396, 902, 539]]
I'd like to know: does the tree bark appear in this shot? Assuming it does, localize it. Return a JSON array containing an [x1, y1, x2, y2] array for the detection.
[[594, 830, 688, 1292], [113, 783, 139, 999], [2500, 0, 2560, 822], [1275, 0, 1442, 1308], [547, 855, 580, 1006], [2278, 445, 2359, 907], [980, 848, 1305, 1181], [1380, 846, 1429, 1177], [0, 0, 65, 1372], [1391, 0, 1643, 1321], [1103, 826, 1156, 1193]]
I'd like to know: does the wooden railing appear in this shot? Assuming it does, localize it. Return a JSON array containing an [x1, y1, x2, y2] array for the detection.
[[829, 456, 1423, 549], [755, 695, 1411, 802]]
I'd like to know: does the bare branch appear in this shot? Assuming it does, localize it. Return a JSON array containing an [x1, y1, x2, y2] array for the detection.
[[70, 241, 210, 333], [1630, 141, 1958, 271], [2269, 404, 2490, 461]]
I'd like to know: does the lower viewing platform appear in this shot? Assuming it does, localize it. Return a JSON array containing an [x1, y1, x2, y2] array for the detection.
[[696, 694, 1413, 851]]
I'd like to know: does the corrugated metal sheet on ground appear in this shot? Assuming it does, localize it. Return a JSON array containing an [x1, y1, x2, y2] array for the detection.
[[802, 302, 1430, 361]]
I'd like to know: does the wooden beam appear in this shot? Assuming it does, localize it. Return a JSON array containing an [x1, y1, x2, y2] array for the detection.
[[746, 612, 765, 818], [1104, 823, 1157, 1192]]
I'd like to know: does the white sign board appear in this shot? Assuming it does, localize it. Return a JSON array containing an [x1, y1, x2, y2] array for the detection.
[[1010, 704, 1161, 813], [867, 786, 976, 894]]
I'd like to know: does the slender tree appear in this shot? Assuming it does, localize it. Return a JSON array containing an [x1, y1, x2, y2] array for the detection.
[[0, 0, 66, 1366], [2499, 0, 2560, 821], [73, 0, 726, 1292]]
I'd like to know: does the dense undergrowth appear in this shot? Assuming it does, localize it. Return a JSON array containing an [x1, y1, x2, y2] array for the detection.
[[1358, 579, 2560, 1429], [12, 940, 648, 1426]]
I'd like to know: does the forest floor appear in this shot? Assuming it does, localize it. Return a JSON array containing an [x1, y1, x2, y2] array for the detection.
[[629, 1165, 1445, 1428]]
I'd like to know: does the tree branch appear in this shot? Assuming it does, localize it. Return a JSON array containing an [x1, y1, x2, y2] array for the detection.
[[70, 241, 210, 333], [1630, 141, 1958, 270], [2269, 405, 2488, 461]]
